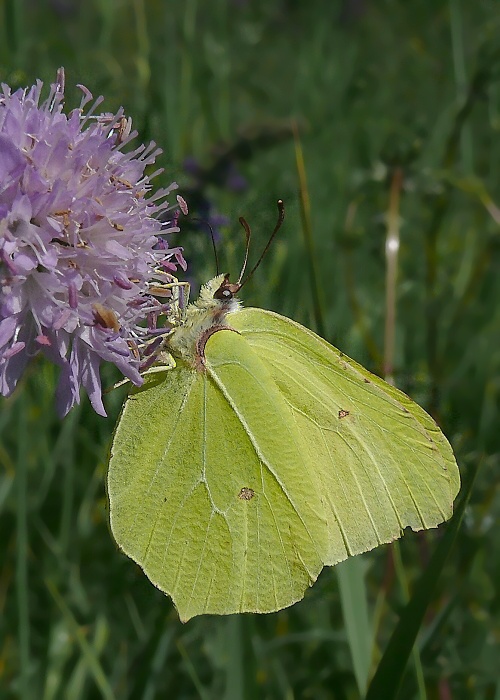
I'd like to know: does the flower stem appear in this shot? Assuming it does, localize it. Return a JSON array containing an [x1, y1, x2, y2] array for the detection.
[[16, 392, 31, 697], [383, 167, 403, 384]]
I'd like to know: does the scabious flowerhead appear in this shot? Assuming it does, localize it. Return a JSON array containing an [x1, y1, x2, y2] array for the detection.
[[0, 68, 187, 416]]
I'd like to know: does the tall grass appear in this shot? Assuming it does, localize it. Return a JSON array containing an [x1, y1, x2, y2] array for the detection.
[[1, 1, 500, 697]]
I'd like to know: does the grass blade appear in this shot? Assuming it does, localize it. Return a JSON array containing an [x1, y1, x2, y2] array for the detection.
[[336, 557, 372, 696], [392, 543, 426, 699], [177, 639, 210, 700], [292, 121, 325, 338], [365, 462, 478, 700], [45, 579, 115, 700], [223, 615, 257, 700]]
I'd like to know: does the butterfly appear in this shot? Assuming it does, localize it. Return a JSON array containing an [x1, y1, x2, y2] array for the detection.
[[107, 202, 460, 622]]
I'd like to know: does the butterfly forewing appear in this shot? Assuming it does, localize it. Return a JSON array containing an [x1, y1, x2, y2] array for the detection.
[[228, 308, 460, 565]]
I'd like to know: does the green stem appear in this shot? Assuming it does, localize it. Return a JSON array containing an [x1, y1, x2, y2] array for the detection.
[[58, 408, 78, 555], [133, 0, 151, 94], [292, 121, 325, 338], [383, 169, 426, 697], [5, 0, 22, 58], [178, 0, 198, 160], [16, 393, 31, 698], [424, 62, 491, 417], [449, 0, 473, 171]]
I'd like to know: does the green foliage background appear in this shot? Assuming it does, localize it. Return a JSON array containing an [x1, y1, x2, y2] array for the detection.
[[1, 0, 499, 698]]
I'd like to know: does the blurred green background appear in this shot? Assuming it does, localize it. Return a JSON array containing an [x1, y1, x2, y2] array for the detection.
[[1, 0, 500, 698]]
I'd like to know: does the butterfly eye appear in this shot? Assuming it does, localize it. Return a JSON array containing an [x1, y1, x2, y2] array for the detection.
[[213, 275, 241, 301], [214, 285, 231, 300], [214, 286, 233, 300]]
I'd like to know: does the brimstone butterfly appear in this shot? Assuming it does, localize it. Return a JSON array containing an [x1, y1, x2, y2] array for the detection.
[[108, 207, 460, 622]]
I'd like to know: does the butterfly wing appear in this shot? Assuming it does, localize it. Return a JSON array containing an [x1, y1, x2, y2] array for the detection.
[[228, 307, 460, 566], [108, 330, 328, 621], [109, 305, 459, 621]]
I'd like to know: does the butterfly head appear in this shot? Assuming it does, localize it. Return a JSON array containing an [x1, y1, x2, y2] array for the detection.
[[213, 274, 242, 302], [196, 200, 285, 314], [195, 273, 242, 315], [165, 202, 284, 368]]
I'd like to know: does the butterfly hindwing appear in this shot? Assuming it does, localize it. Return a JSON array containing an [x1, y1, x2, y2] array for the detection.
[[109, 327, 328, 621]]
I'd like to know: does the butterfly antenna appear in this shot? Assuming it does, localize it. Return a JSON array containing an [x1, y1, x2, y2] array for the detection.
[[239, 199, 285, 288], [236, 215, 252, 284], [206, 221, 220, 276], [192, 218, 220, 275]]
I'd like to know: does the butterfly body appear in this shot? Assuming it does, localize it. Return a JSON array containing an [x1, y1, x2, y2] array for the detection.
[[165, 274, 240, 367], [108, 276, 460, 621]]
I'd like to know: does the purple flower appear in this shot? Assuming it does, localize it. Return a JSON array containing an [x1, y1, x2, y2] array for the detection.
[[0, 68, 187, 417]]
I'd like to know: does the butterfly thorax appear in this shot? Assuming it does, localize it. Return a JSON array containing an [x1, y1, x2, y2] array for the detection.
[[165, 274, 241, 369]]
